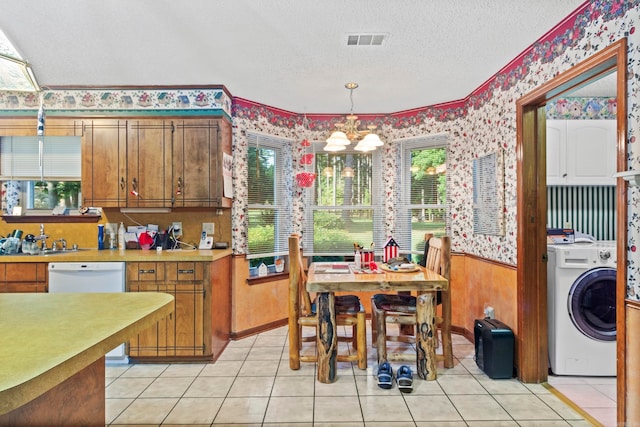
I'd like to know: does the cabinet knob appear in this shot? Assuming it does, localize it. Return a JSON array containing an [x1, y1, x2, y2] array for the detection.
[[120, 177, 125, 190], [139, 269, 156, 274], [178, 269, 195, 274]]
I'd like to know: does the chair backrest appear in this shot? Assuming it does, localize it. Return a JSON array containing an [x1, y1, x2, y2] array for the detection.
[[288, 234, 314, 316], [421, 233, 451, 280]]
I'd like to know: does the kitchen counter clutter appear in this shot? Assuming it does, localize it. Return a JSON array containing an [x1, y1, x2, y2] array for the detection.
[[0, 292, 173, 425], [0, 248, 232, 263]]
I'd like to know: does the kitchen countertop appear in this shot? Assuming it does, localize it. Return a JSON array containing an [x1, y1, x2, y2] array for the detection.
[[0, 248, 232, 263], [0, 292, 174, 415]]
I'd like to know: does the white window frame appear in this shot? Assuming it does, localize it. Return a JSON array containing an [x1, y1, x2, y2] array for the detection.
[[396, 134, 449, 258], [0, 135, 82, 211], [303, 145, 383, 256], [246, 133, 292, 260]]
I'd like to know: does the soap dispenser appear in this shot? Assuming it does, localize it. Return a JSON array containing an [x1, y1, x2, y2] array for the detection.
[[118, 222, 126, 250]]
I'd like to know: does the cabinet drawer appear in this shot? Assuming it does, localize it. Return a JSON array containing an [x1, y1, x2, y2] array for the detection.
[[3, 263, 46, 282], [127, 262, 165, 281], [166, 262, 204, 281]]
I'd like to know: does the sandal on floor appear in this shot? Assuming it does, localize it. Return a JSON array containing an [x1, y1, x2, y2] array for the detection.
[[377, 361, 393, 389], [397, 365, 413, 392]]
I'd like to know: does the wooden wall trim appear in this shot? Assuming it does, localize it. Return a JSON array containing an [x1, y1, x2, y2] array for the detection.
[[230, 319, 288, 340], [459, 252, 517, 271], [625, 301, 640, 425]]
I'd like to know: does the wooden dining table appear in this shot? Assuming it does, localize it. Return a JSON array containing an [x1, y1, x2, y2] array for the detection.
[[304, 262, 448, 383]]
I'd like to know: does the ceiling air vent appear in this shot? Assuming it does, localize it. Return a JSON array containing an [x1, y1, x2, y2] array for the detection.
[[347, 34, 386, 46]]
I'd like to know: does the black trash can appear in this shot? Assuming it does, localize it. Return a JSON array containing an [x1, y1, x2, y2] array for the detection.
[[474, 318, 514, 379]]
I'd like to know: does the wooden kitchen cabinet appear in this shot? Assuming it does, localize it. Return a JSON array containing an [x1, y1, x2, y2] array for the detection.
[[0, 263, 48, 293], [126, 262, 171, 357], [168, 262, 205, 356], [81, 117, 230, 208], [126, 120, 172, 207], [82, 119, 171, 208], [0, 117, 83, 137], [172, 118, 232, 208], [127, 261, 208, 359], [81, 119, 127, 207]]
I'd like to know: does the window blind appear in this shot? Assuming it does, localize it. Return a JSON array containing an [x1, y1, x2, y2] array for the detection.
[[303, 144, 384, 256], [395, 134, 448, 258], [247, 133, 292, 258], [0, 136, 81, 180]]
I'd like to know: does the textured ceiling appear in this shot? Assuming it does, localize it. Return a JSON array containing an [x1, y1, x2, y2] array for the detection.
[[0, 0, 587, 114]]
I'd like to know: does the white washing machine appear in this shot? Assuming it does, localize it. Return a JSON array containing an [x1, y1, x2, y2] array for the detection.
[[547, 241, 617, 376]]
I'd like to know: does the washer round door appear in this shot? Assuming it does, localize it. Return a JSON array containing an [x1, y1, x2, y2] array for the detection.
[[568, 267, 616, 341]]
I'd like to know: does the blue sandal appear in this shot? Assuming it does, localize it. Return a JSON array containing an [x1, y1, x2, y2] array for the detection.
[[377, 361, 393, 389], [397, 365, 413, 392]]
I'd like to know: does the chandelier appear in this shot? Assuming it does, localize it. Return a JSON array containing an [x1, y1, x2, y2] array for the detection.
[[324, 83, 383, 152]]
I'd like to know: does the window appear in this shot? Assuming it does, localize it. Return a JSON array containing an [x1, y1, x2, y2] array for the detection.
[[396, 135, 448, 262], [305, 148, 383, 257], [247, 133, 292, 272], [0, 136, 82, 211]]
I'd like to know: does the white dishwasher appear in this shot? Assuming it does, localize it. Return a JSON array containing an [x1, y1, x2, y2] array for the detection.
[[48, 262, 127, 362]]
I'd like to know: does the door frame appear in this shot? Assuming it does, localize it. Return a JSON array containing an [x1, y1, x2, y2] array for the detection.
[[515, 37, 627, 403]]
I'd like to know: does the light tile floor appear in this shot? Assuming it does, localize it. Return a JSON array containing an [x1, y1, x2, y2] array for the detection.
[[547, 375, 616, 427], [105, 323, 602, 426]]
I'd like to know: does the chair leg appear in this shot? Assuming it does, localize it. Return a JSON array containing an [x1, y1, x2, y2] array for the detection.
[[440, 291, 454, 368], [351, 324, 357, 348], [370, 301, 378, 347], [356, 311, 367, 369]]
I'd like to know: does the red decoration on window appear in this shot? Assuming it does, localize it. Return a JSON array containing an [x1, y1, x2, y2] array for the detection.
[[296, 172, 316, 188], [300, 153, 314, 165]]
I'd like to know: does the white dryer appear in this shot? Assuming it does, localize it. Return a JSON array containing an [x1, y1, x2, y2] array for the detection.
[[547, 242, 617, 376]]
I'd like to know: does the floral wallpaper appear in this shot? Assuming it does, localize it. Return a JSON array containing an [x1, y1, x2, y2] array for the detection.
[[230, 0, 640, 300], [1, 180, 20, 215], [0, 88, 232, 117]]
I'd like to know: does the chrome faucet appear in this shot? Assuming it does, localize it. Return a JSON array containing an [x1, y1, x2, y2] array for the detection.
[[36, 224, 49, 251], [52, 238, 67, 251]]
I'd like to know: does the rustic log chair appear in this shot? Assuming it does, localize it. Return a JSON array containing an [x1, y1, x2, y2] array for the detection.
[[370, 233, 453, 368], [287, 234, 367, 370]]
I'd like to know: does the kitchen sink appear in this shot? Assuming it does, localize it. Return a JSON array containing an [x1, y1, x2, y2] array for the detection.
[[6, 248, 89, 256]]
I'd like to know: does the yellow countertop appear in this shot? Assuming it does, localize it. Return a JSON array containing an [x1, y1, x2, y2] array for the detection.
[[0, 292, 174, 414], [0, 248, 232, 263]]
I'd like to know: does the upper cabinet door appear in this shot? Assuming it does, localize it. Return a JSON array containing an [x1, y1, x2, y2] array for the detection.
[[126, 120, 172, 207], [81, 119, 127, 207], [546, 119, 616, 186], [173, 118, 232, 208], [565, 120, 616, 186], [546, 120, 567, 186]]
